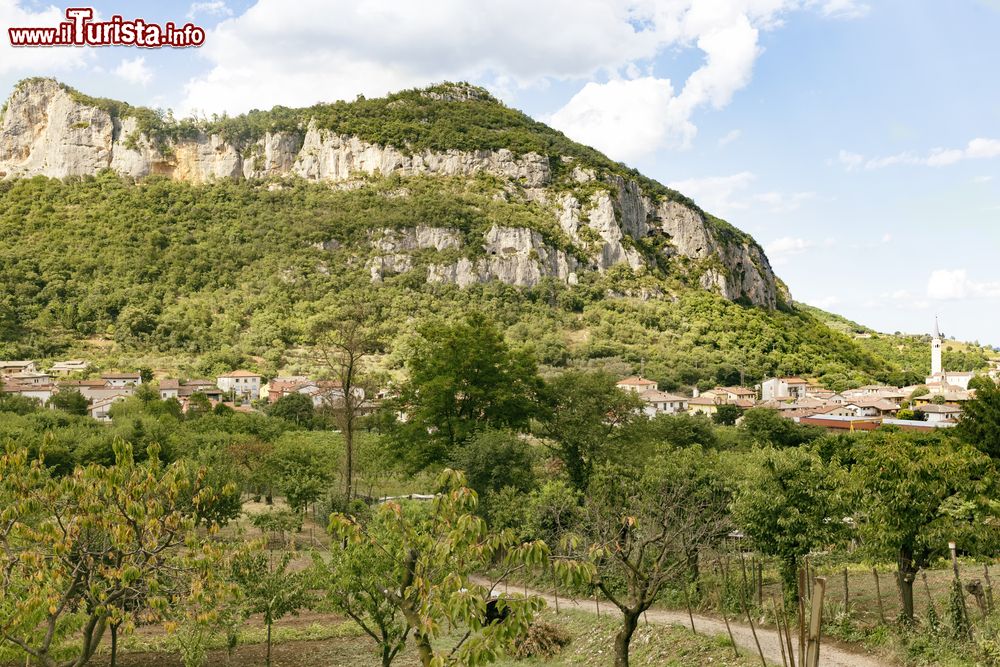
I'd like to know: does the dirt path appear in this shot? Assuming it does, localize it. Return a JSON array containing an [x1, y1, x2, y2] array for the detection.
[[480, 579, 891, 667]]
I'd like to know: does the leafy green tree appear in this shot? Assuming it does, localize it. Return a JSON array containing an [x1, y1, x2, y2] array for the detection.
[[327, 469, 567, 667], [739, 407, 823, 448], [186, 391, 212, 418], [49, 389, 89, 415], [268, 392, 315, 427], [956, 377, 1000, 458], [265, 436, 338, 513], [851, 432, 1000, 622], [231, 550, 311, 667], [389, 314, 542, 469], [536, 370, 641, 490], [453, 429, 535, 519], [712, 403, 743, 426], [731, 446, 848, 600]]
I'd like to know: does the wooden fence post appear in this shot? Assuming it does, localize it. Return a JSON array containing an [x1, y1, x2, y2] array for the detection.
[[842, 568, 849, 614], [872, 568, 886, 624], [798, 567, 806, 667], [772, 595, 788, 667], [984, 564, 994, 614], [805, 577, 827, 667], [922, 571, 938, 620], [950, 541, 973, 641]]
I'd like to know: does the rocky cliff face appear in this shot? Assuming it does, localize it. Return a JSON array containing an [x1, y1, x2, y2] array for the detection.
[[0, 78, 788, 307]]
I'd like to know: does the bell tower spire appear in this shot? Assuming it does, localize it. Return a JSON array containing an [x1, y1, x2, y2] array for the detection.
[[931, 316, 942, 377]]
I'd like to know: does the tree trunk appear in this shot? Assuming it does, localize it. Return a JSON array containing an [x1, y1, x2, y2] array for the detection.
[[413, 630, 434, 667], [266, 622, 272, 667], [614, 611, 641, 667], [781, 556, 799, 606], [344, 423, 354, 500], [898, 547, 917, 623], [110, 622, 119, 667]]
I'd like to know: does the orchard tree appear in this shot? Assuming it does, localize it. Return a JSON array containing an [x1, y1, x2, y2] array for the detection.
[[453, 429, 536, 517], [740, 407, 823, 448], [536, 370, 641, 490], [731, 446, 848, 601], [0, 441, 230, 667], [851, 432, 1000, 622], [231, 550, 311, 667], [571, 456, 728, 667], [326, 469, 578, 666]]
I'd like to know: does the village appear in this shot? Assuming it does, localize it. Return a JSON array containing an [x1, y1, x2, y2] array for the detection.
[[2, 320, 996, 430]]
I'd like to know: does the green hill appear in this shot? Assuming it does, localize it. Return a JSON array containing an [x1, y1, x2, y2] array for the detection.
[[0, 79, 988, 390]]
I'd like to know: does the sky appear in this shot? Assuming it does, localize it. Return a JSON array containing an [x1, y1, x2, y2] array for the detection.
[[1, 0, 999, 345]]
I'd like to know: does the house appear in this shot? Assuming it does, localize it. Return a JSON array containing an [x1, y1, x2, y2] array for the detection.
[[159, 379, 181, 400], [159, 379, 223, 402], [0, 360, 37, 377], [700, 386, 757, 403], [759, 377, 809, 401], [916, 403, 963, 423], [89, 395, 128, 422], [57, 379, 127, 402], [48, 360, 90, 376], [6, 371, 52, 386], [852, 398, 901, 417], [687, 395, 721, 417], [798, 414, 882, 431], [102, 372, 142, 387], [640, 391, 689, 417], [268, 376, 311, 403], [1, 382, 53, 404], [616, 376, 658, 395], [217, 371, 262, 399]]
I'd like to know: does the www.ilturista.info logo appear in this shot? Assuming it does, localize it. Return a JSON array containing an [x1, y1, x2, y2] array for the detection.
[[9, 7, 206, 48]]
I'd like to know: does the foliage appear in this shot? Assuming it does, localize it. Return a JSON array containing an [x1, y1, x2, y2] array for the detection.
[[327, 469, 569, 667], [956, 377, 1000, 458], [739, 407, 824, 448], [452, 429, 536, 519], [730, 446, 849, 599], [387, 313, 542, 469], [47, 389, 88, 416], [535, 370, 641, 490], [267, 392, 315, 427], [850, 431, 1000, 621], [0, 441, 228, 667]]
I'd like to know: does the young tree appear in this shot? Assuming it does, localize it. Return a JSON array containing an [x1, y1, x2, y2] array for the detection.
[[312, 300, 383, 499], [48, 389, 89, 415], [389, 314, 542, 470], [712, 403, 743, 426], [571, 456, 728, 667], [731, 446, 848, 601], [326, 469, 566, 666], [0, 441, 229, 667], [231, 550, 311, 667], [536, 370, 641, 490], [739, 407, 823, 448], [851, 432, 999, 622], [186, 391, 212, 417]]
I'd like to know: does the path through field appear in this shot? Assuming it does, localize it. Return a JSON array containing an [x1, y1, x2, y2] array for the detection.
[[479, 579, 892, 667]]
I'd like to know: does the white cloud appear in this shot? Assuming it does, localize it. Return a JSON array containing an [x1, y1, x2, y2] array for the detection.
[[668, 171, 756, 213], [766, 236, 814, 264], [187, 1, 233, 20], [927, 269, 1000, 300], [808, 295, 842, 309], [113, 56, 153, 86], [974, 175, 993, 183], [180, 1, 869, 160], [811, 0, 870, 19], [839, 138, 1000, 170], [718, 129, 742, 146], [0, 1, 94, 76], [881, 232, 892, 243], [751, 190, 815, 212]]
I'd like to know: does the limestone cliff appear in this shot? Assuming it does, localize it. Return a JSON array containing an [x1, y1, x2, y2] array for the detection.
[[0, 78, 789, 308]]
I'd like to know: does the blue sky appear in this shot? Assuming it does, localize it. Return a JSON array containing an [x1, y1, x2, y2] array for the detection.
[[1, 0, 999, 344]]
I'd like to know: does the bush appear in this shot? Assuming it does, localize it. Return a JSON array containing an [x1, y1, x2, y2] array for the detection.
[[510, 621, 572, 659]]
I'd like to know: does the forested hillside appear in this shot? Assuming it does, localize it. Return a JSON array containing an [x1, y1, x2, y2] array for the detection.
[[1, 79, 991, 389]]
